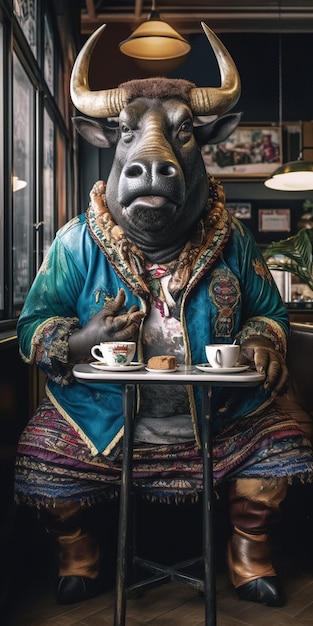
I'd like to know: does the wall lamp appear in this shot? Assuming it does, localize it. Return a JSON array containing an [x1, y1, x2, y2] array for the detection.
[[119, 0, 190, 62], [12, 175, 27, 192], [264, 147, 313, 191]]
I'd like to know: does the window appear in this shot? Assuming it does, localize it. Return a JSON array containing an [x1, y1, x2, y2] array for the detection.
[[12, 53, 35, 316], [43, 12, 54, 94], [13, 0, 37, 58], [0, 21, 3, 315], [0, 2, 78, 326], [43, 107, 55, 258]]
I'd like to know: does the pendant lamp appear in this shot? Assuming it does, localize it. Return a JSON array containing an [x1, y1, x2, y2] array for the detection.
[[264, 3, 313, 191], [264, 148, 313, 191], [119, 1, 190, 62]]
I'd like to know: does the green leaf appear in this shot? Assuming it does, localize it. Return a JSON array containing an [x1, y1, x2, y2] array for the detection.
[[263, 228, 313, 291]]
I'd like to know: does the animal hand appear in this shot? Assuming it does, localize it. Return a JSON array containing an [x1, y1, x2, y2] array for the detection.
[[98, 288, 145, 341], [237, 336, 288, 396], [68, 289, 145, 361]]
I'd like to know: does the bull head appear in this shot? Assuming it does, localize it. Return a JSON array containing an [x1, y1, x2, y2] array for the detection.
[[69, 23, 241, 264], [70, 22, 241, 119]]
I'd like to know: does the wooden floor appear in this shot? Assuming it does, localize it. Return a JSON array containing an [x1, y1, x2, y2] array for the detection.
[[3, 556, 313, 626], [2, 487, 313, 626]]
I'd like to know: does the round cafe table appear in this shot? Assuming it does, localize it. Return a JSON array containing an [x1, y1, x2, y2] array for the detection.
[[73, 363, 264, 626]]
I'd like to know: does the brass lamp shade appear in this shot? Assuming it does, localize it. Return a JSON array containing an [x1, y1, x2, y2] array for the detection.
[[119, 11, 190, 61], [264, 159, 313, 191]]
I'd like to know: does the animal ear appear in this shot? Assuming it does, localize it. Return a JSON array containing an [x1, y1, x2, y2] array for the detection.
[[72, 116, 119, 148], [194, 112, 242, 147]]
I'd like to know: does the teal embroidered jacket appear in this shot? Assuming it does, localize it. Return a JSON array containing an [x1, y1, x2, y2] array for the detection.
[[17, 203, 289, 458]]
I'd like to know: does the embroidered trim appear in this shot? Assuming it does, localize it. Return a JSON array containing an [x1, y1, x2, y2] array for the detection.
[[238, 316, 287, 356], [209, 268, 241, 338], [46, 386, 126, 458], [85, 177, 232, 308]]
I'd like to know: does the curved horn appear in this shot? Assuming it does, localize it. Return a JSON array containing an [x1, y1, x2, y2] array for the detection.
[[70, 24, 128, 118], [189, 22, 241, 116]]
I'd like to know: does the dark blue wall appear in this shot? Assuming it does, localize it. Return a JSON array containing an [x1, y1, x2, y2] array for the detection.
[[169, 32, 313, 123], [78, 30, 313, 244]]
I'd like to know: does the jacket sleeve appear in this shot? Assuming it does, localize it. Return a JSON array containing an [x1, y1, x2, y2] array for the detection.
[[17, 230, 83, 384], [232, 219, 289, 356]]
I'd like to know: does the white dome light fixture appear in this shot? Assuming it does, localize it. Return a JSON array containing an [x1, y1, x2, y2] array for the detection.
[[264, 149, 313, 191]]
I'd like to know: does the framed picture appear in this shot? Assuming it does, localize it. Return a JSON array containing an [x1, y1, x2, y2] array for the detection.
[[226, 202, 251, 219], [201, 125, 282, 178], [258, 209, 291, 232]]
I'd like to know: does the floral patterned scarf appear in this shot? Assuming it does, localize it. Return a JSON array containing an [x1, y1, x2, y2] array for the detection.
[[86, 176, 232, 307]]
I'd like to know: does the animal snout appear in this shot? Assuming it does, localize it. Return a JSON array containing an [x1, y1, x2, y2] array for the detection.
[[119, 158, 184, 206], [124, 160, 178, 182]]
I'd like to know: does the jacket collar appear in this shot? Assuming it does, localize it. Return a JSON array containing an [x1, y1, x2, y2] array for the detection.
[[86, 177, 232, 303]]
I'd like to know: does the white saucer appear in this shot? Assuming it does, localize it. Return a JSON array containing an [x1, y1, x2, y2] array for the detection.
[[145, 366, 178, 373], [89, 361, 146, 371], [195, 364, 250, 374]]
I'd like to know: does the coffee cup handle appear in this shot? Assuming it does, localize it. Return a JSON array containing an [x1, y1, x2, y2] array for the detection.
[[91, 345, 102, 361], [216, 349, 222, 367]]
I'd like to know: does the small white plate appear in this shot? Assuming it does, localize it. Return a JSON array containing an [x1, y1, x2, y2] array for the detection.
[[145, 366, 178, 373], [195, 364, 250, 374], [89, 361, 146, 371]]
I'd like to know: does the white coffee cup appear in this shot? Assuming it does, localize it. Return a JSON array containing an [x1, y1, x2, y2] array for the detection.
[[91, 341, 136, 366], [205, 344, 240, 369]]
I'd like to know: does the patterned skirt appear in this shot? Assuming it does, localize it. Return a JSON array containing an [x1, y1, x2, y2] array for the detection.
[[14, 398, 313, 508]]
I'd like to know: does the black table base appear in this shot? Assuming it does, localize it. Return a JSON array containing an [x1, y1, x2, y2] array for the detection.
[[114, 384, 216, 626]]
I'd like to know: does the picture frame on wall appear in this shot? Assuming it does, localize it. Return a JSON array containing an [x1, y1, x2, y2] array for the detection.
[[201, 125, 282, 178], [226, 202, 252, 219], [258, 209, 291, 232]]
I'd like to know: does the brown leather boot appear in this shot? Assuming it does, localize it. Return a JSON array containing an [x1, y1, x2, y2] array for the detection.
[[227, 478, 287, 606], [44, 502, 103, 604]]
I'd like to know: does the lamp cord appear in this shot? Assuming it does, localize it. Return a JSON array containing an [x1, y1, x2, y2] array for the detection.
[[278, 0, 283, 132], [278, 32, 282, 130]]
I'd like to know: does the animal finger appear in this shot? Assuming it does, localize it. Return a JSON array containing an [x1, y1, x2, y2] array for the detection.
[[110, 310, 144, 333], [236, 347, 255, 368], [103, 288, 126, 317], [265, 360, 289, 396], [128, 304, 141, 315], [252, 346, 270, 374]]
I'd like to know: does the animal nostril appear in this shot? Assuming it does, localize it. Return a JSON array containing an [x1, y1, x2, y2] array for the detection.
[[125, 163, 144, 178], [124, 161, 177, 181], [158, 163, 176, 177]]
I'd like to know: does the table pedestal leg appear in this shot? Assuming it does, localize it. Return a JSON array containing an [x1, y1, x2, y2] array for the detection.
[[114, 383, 216, 626], [114, 384, 136, 626], [202, 385, 216, 626]]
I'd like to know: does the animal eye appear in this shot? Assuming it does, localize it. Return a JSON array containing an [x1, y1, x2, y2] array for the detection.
[[178, 119, 193, 142], [121, 124, 134, 142], [180, 120, 192, 133]]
